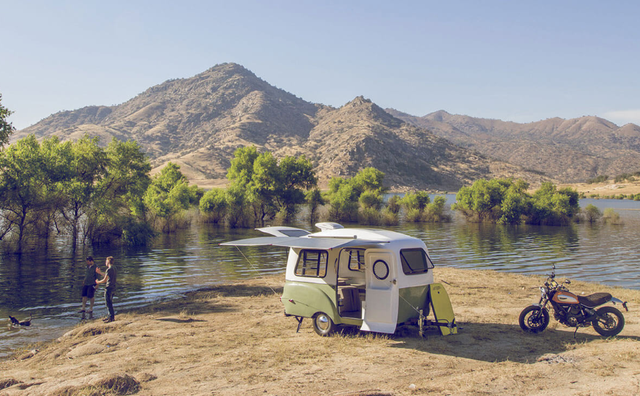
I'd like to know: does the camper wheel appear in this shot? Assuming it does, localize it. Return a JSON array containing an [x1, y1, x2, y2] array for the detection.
[[313, 312, 335, 336]]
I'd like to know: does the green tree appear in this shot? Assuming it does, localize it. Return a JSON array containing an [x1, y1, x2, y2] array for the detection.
[[327, 168, 386, 222], [87, 139, 152, 245], [144, 162, 193, 232], [227, 146, 259, 185], [359, 190, 383, 210], [226, 147, 318, 226], [58, 136, 108, 248], [225, 183, 249, 228], [0, 94, 15, 148], [0, 136, 54, 251], [400, 191, 431, 212], [248, 152, 280, 225], [582, 204, 602, 223], [305, 188, 325, 222], [199, 188, 228, 223], [386, 195, 401, 215], [278, 155, 317, 221]]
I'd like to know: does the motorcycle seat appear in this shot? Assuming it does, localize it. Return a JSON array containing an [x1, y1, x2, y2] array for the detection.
[[578, 292, 611, 308]]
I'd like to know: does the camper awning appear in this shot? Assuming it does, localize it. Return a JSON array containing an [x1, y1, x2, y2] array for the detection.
[[220, 236, 388, 250]]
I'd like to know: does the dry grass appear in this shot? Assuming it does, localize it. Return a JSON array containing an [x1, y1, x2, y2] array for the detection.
[[0, 269, 638, 395]]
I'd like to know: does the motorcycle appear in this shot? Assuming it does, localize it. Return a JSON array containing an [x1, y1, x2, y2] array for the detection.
[[519, 264, 628, 337]]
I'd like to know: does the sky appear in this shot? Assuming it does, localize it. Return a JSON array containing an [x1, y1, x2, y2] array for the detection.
[[2, 0, 640, 130]]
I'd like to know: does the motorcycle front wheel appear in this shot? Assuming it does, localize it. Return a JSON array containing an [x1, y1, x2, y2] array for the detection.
[[592, 306, 625, 337], [519, 305, 550, 333]]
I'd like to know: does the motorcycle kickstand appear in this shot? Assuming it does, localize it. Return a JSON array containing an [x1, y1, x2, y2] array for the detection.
[[573, 326, 579, 339]]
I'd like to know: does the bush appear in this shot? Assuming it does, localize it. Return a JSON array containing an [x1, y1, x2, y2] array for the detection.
[[386, 195, 401, 215], [358, 207, 381, 225], [381, 208, 399, 225], [424, 196, 451, 222], [404, 208, 423, 222], [581, 204, 602, 223], [199, 188, 228, 223], [603, 208, 623, 225], [587, 175, 608, 184]]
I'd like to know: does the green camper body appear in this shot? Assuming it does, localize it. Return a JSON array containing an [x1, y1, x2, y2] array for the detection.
[[282, 281, 431, 327]]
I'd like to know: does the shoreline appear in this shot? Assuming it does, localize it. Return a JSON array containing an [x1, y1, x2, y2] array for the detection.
[[1, 268, 639, 395]]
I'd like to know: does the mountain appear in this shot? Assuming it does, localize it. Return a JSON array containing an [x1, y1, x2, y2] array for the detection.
[[386, 109, 640, 182], [15, 63, 547, 191]]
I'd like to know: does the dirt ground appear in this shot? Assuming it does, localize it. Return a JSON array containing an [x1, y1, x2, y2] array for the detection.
[[560, 180, 640, 197], [1, 268, 638, 396]]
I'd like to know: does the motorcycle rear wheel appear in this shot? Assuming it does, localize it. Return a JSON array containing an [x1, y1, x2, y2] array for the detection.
[[519, 305, 550, 333], [592, 306, 624, 337]]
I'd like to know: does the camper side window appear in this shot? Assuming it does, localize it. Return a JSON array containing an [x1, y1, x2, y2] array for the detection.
[[346, 249, 365, 271], [295, 250, 328, 278], [400, 248, 434, 275]]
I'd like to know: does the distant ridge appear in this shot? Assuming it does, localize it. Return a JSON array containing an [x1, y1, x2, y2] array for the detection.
[[386, 109, 640, 182]]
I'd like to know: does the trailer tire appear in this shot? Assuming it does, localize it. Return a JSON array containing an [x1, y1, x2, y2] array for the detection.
[[313, 312, 335, 336]]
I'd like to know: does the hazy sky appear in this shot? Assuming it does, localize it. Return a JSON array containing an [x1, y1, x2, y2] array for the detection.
[[3, 0, 640, 130]]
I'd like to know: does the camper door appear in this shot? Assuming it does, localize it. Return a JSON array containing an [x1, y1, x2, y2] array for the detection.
[[361, 249, 398, 334]]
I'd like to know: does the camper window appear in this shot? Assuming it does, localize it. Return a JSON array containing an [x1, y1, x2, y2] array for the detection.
[[400, 248, 434, 275], [346, 249, 365, 271], [295, 250, 328, 278]]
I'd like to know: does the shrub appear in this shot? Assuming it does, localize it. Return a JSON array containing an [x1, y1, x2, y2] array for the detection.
[[404, 208, 423, 222], [603, 208, 623, 225], [386, 195, 401, 215], [581, 204, 602, 223], [199, 188, 228, 223], [381, 208, 399, 225], [358, 207, 381, 225]]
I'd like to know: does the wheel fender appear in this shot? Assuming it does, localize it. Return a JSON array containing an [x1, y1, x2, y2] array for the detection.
[[281, 281, 338, 321]]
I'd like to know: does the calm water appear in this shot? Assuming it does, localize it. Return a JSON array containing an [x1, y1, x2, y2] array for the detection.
[[1, 198, 639, 358]]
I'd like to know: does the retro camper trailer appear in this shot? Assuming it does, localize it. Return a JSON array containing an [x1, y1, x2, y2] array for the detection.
[[221, 223, 456, 336]]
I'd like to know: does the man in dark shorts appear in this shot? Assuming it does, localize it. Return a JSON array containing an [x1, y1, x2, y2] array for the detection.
[[80, 256, 103, 315], [96, 256, 117, 322]]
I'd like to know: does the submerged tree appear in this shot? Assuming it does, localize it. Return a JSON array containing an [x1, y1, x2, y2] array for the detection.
[[86, 139, 153, 245], [225, 146, 318, 226], [144, 162, 199, 232], [453, 178, 580, 226], [327, 167, 386, 222]]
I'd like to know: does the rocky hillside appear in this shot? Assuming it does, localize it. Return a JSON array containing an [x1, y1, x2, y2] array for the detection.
[[15, 63, 545, 191], [387, 109, 640, 182]]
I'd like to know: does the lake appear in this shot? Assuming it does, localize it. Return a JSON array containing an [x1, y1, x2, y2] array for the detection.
[[1, 198, 639, 359]]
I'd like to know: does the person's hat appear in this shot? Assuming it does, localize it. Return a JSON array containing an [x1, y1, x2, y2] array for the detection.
[[86, 256, 94, 261]]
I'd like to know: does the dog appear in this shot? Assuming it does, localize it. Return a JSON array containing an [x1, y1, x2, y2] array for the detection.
[[8, 315, 31, 328]]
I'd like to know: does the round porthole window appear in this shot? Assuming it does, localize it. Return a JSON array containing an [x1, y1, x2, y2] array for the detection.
[[373, 260, 389, 280]]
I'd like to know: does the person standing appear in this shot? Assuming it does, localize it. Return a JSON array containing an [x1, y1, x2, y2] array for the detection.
[[96, 256, 117, 322], [80, 256, 103, 315]]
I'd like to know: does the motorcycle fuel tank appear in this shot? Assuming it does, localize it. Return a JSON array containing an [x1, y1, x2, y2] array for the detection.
[[552, 291, 579, 304]]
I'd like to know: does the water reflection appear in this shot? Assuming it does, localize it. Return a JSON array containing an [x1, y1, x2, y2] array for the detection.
[[1, 198, 640, 358]]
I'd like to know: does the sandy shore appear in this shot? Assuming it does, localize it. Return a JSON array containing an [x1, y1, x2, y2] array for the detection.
[[1, 267, 638, 396]]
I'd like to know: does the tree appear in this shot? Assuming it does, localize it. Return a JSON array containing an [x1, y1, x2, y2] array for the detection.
[[58, 136, 108, 248], [226, 147, 318, 226], [306, 188, 325, 222], [144, 162, 194, 232], [249, 152, 280, 224], [582, 204, 602, 223], [199, 188, 228, 223], [327, 168, 386, 222], [0, 136, 52, 252], [86, 139, 152, 245], [0, 94, 15, 148], [277, 155, 317, 221]]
